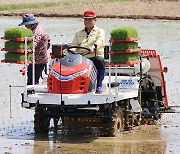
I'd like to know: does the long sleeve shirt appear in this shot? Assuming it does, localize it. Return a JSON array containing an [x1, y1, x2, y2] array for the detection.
[[72, 25, 105, 58], [32, 24, 50, 64]]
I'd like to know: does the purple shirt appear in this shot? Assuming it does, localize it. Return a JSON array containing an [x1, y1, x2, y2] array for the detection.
[[32, 24, 49, 64]]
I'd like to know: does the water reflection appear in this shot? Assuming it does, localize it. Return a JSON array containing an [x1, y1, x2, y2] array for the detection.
[[31, 126, 167, 154], [3, 113, 180, 153], [1, 119, 169, 154]]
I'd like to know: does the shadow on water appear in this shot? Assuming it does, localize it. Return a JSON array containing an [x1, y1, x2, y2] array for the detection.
[[34, 128, 101, 143], [3, 120, 99, 143], [33, 126, 167, 154]]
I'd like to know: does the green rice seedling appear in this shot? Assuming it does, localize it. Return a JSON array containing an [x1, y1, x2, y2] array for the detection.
[[110, 52, 139, 63], [110, 27, 138, 39], [5, 52, 32, 62], [5, 27, 33, 38], [5, 40, 33, 50], [111, 42, 138, 51]]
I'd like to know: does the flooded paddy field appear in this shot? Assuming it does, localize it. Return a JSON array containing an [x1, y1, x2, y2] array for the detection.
[[0, 114, 180, 154], [0, 17, 179, 153]]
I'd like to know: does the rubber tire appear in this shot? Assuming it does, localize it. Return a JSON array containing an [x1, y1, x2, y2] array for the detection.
[[34, 107, 50, 134], [110, 107, 123, 137]]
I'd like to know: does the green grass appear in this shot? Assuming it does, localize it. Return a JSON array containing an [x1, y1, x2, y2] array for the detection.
[[111, 42, 138, 51], [5, 27, 33, 38], [111, 27, 138, 39], [110, 52, 139, 63], [0, 2, 64, 11], [0, 0, 137, 11], [0, 0, 177, 11], [5, 41, 32, 50], [5, 52, 32, 62]]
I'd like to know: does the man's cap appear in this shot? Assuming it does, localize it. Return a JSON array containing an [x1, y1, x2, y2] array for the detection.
[[83, 11, 96, 19], [18, 14, 38, 26]]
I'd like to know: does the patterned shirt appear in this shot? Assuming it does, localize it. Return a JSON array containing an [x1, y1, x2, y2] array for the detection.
[[72, 25, 105, 58], [32, 24, 50, 64]]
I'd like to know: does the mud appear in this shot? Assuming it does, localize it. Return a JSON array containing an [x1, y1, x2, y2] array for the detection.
[[0, 113, 180, 154]]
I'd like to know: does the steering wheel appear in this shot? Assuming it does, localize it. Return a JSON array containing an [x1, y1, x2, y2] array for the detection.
[[67, 46, 91, 56]]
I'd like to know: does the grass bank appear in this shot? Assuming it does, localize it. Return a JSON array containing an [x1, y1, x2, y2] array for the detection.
[[0, 0, 178, 12], [0, 2, 64, 11], [0, 0, 136, 11]]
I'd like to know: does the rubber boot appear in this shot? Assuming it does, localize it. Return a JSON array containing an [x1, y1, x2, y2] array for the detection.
[[96, 69, 105, 94]]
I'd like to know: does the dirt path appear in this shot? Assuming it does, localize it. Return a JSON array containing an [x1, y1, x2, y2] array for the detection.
[[0, 0, 180, 20]]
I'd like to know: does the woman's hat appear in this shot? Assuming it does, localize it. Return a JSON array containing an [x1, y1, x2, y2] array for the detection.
[[18, 14, 38, 26]]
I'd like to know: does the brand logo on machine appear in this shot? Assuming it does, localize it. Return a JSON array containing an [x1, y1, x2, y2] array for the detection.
[[61, 68, 75, 71], [67, 58, 74, 63], [51, 68, 87, 81], [119, 80, 134, 89]]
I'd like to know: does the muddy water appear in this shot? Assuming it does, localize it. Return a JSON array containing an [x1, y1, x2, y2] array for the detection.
[[0, 114, 179, 154], [0, 17, 180, 154]]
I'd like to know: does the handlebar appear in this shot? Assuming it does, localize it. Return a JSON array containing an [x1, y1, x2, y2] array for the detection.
[[67, 45, 97, 56]]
